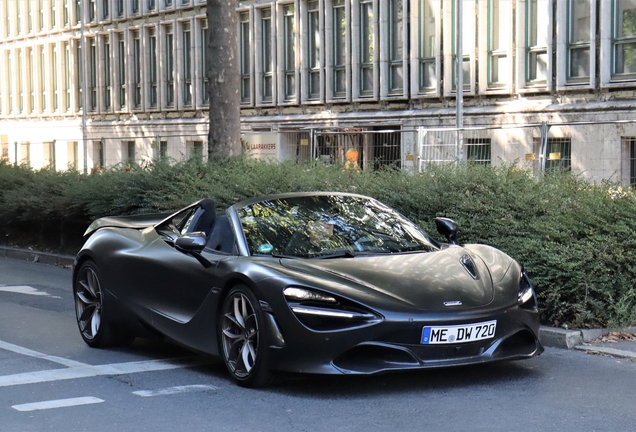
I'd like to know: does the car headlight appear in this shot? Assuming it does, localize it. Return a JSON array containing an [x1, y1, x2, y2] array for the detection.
[[518, 270, 538, 310], [283, 286, 382, 331], [284, 287, 337, 303]]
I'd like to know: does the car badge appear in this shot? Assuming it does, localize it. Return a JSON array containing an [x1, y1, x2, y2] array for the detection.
[[444, 301, 463, 306], [460, 255, 479, 280]]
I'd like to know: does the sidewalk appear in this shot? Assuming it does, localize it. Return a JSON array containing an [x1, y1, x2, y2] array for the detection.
[[2, 245, 635, 359]]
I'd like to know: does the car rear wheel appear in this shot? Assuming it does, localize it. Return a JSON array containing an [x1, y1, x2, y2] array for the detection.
[[74, 261, 131, 348], [220, 286, 274, 387]]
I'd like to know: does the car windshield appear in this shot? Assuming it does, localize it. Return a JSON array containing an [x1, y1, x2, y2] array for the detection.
[[237, 195, 439, 258]]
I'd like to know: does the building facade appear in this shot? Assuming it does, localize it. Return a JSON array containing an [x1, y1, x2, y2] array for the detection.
[[0, 0, 209, 171], [1, 0, 636, 185]]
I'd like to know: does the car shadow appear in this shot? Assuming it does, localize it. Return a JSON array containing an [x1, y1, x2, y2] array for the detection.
[[265, 359, 544, 397]]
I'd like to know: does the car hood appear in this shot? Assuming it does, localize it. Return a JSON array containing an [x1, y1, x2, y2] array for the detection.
[[280, 246, 498, 311]]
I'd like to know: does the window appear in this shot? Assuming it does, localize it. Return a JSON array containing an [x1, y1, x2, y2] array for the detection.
[[359, 0, 375, 96], [64, 42, 71, 111], [133, 30, 142, 108], [27, 0, 33, 32], [63, 0, 69, 26], [1, 143, 8, 160], [52, 44, 59, 111], [160, 140, 168, 158], [388, 0, 404, 93], [417, 0, 437, 93], [75, 0, 80, 24], [117, 0, 124, 17], [487, 0, 511, 88], [28, 48, 35, 113], [333, 0, 347, 97], [89, 0, 96, 21], [50, 0, 56, 28], [75, 43, 82, 109], [94, 140, 104, 168], [4, 1, 10, 37], [465, 138, 491, 165], [6, 52, 13, 113], [124, 141, 135, 165], [149, 28, 158, 108], [104, 36, 112, 109], [17, 0, 22, 34], [240, 12, 251, 103], [534, 137, 572, 171], [307, 0, 321, 100], [43, 142, 55, 168], [526, 0, 549, 84], [621, 137, 636, 185], [21, 142, 31, 166], [567, 0, 591, 82], [165, 0, 173, 6], [612, 0, 636, 78], [132, 0, 140, 14], [261, 8, 273, 102], [68, 141, 78, 169], [17, 49, 23, 113], [166, 25, 175, 107], [187, 141, 203, 160], [38, 0, 44, 31], [631, 139, 636, 185], [148, 0, 156, 11], [118, 33, 126, 109], [201, 19, 209, 104], [103, 0, 109, 19], [450, 0, 473, 91], [182, 22, 192, 106], [88, 38, 97, 110], [283, 4, 296, 101]]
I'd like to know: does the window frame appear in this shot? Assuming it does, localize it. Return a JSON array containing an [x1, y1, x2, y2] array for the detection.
[[256, 7, 275, 105], [239, 10, 252, 105], [478, 0, 514, 93], [516, 0, 553, 93], [279, 3, 298, 104], [410, 0, 441, 98], [556, 0, 595, 89], [443, 0, 476, 96], [303, 0, 324, 103]]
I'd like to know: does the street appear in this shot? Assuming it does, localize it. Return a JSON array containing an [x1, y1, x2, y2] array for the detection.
[[1, 256, 635, 432]]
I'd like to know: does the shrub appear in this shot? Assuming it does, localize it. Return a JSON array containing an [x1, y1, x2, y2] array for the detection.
[[1, 157, 635, 328]]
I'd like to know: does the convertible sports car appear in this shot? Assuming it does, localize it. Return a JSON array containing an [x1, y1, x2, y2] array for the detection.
[[73, 192, 543, 387]]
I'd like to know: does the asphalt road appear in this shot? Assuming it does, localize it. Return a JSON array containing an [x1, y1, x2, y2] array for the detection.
[[1, 256, 635, 432]]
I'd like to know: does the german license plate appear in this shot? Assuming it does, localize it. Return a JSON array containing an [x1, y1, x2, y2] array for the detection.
[[421, 320, 497, 344]]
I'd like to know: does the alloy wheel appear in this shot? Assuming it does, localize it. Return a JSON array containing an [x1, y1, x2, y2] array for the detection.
[[75, 265, 103, 341], [221, 291, 260, 379]]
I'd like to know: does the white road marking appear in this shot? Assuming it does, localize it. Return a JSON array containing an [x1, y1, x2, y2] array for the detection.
[[133, 384, 220, 397], [0, 285, 60, 298], [0, 340, 89, 368], [0, 357, 211, 388], [12, 396, 104, 412]]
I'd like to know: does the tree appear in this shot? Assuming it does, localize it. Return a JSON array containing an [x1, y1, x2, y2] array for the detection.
[[206, 0, 241, 158]]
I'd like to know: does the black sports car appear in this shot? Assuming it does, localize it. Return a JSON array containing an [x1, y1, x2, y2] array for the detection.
[[73, 192, 543, 387]]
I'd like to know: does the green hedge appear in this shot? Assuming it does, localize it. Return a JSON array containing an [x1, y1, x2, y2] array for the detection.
[[1, 157, 635, 329]]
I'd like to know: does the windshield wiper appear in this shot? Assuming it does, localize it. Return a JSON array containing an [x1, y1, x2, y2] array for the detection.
[[312, 250, 393, 259]]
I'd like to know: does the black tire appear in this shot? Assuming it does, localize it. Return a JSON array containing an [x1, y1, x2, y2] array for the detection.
[[73, 260, 133, 348], [219, 285, 274, 387]]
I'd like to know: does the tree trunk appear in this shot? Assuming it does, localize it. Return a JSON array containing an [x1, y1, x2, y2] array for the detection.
[[206, 0, 241, 159]]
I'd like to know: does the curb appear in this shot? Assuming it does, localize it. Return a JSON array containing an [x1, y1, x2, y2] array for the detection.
[[540, 325, 636, 358], [0, 246, 75, 268], [573, 344, 636, 361]]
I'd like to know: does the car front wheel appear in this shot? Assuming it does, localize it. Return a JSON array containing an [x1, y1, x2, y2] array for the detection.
[[219, 285, 274, 387]]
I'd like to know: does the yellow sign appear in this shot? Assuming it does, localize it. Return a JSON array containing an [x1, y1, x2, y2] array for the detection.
[[300, 139, 309, 146], [548, 152, 561, 160], [405, 154, 415, 161], [525, 153, 536, 161]]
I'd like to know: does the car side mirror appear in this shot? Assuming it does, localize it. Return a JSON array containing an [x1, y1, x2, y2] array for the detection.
[[175, 232, 207, 253], [434, 217, 458, 245]]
